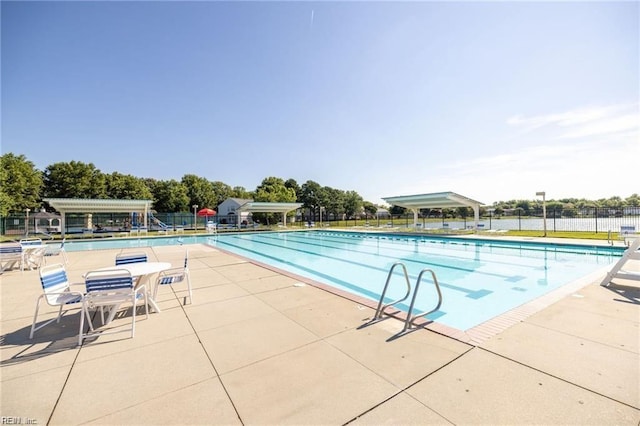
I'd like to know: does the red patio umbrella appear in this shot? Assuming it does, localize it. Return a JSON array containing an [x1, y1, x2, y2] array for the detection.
[[197, 208, 216, 220]]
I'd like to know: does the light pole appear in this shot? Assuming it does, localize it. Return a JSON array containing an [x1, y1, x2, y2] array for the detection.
[[25, 208, 31, 237], [192, 204, 198, 232], [536, 191, 547, 237]]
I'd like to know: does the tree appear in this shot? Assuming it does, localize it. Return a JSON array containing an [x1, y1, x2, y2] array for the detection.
[[231, 186, 253, 200], [0, 167, 12, 217], [0, 153, 43, 215], [150, 179, 189, 212], [43, 161, 106, 199], [456, 207, 471, 218], [210, 181, 235, 208], [181, 174, 216, 209], [284, 179, 300, 199], [254, 177, 296, 202], [323, 187, 345, 220], [299, 180, 322, 220], [625, 194, 639, 207], [343, 190, 363, 219], [515, 200, 531, 215], [545, 201, 563, 217], [389, 205, 406, 216], [253, 177, 297, 223], [362, 201, 377, 219], [105, 172, 153, 200]]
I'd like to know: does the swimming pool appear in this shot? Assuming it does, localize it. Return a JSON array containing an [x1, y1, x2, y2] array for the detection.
[[65, 230, 623, 331]]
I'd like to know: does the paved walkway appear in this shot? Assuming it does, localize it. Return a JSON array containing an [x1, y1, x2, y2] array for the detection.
[[1, 240, 639, 425]]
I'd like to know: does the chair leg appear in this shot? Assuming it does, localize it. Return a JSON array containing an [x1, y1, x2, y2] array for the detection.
[[78, 304, 85, 347], [186, 274, 193, 305], [131, 294, 136, 338], [29, 297, 43, 339], [56, 304, 64, 323], [144, 289, 149, 318]]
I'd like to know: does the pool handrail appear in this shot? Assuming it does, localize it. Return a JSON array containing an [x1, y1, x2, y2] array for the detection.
[[373, 262, 412, 321], [402, 268, 443, 332]]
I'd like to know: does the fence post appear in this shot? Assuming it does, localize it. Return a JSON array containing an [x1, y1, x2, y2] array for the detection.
[[595, 207, 598, 234], [553, 208, 556, 232], [518, 210, 521, 231]]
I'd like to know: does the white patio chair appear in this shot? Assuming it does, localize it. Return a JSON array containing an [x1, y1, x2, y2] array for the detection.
[[82, 269, 148, 342], [20, 238, 45, 270], [30, 263, 86, 346], [20, 238, 43, 246], [25, 247, 46, 270], [44, 238, 68, 265], [115, 252, 148, 265], [0, 242, 23, 273], [154, 251, 192, 305]]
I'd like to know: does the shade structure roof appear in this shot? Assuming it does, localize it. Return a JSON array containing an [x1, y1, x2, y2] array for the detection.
[[235, 202, 303, 214], [43, 198, 155, 237], [382, 192, 483, 210], [44, 198, 153, 213]]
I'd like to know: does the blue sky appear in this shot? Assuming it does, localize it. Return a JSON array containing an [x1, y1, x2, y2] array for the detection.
[[2, 1, 638, 205]]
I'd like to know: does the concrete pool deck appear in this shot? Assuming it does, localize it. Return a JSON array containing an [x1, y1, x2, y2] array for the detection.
[[1, 238, 639, 425]]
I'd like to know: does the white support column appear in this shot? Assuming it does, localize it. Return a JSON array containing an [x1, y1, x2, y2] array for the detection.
[[473, 205, 480, 229], [282, 212, 287, 228], [412, 208, 419, 228], [61, 212, 66, 238]]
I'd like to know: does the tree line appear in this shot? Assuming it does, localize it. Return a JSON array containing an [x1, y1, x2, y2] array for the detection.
[[0, 153, 376, 221], [2, 153, 638, 220]]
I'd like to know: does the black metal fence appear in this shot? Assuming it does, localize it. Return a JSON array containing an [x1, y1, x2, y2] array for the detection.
[[2, 207, 639, 237]]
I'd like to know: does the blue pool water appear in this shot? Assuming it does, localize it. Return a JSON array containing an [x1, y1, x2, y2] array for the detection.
[[66, 231, 623, 331]]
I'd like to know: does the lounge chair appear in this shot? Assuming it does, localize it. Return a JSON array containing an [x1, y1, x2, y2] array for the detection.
[[44, 239, 68, 265], [601, 237, 640, 286], [30, 264, 86, 345]]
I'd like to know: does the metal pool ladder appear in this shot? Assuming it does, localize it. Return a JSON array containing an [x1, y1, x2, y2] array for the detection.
[[373, 262, 443, 333]]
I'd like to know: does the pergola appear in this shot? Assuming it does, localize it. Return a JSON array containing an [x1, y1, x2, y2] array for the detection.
[[44, 198, 153, 237], [235, 202, 303, 227], [382, 192, 484, 229]]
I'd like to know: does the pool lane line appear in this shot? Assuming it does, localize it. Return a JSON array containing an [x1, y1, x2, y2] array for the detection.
[[245, 232, 537, 283], [275, 232, 533, 270], [285, 231, 619, 269], [218, 234, 492, 299]]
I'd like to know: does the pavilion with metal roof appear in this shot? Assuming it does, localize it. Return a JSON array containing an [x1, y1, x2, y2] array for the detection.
[[382, 192, 484, 230], [235, 202, 303, 227], [43, 198, 153, 237]]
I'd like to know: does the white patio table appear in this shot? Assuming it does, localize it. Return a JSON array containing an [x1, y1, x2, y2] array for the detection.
[[87, 262, 171, 321]]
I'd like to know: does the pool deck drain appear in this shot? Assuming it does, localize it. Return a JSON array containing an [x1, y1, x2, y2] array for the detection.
[[1, 238, 638, 424]]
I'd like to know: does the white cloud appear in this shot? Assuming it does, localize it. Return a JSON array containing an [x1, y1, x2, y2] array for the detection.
[[507, 103, 639, 139], [370, 103, 639, 205]]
